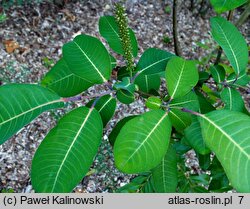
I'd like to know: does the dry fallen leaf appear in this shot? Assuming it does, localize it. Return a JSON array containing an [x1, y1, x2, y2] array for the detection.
[[3, 39, 20, 53], [61, 9, 76, 22]]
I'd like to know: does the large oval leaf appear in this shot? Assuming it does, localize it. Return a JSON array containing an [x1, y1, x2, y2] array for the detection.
[[99, 16, 138, 57], [211, 17, 248, 75], [41, 58, 93, 97], [210, 0, 248, 13], [198, 110, 250, 192], [63, 34, 111, 84], [136, 48, 174, 75], [0, 84, 64, 144], [114, 110, 172, 173], [86, 95, 116, 127], [31, 107, 103, 192], [152, 145, 178, 193], [220, 87, 245, 112], [166, 57, 198, 99]]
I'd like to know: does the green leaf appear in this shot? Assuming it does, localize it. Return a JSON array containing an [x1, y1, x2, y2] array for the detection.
[[184, 116, 210, 155], [227, 72, 250, 86], [198, 110, 250, 192], [41, 58, 93, 97], [0, 84, 64, 144], [146, 97, 162, 110], [63, 34, 111, 84], [208, 156, 232, 192], [99, 16, 138, 57], [198, 71, 209, 85], [116, 174, 149, 193], [31, 107, 103, 192], [196, 91, 215, 114], [135, 74, 161, 93], [169, 109, 192, 131], [210, 65, 225, 83], [173, 139, 192, 155], [152, 145, 178, 192], [210, 0, 247, 13], [211, 17, 248, 75], [166, 57, 199, 99], [86, 95, 116, 127], [220, 87, 245, 112], [169, 91, 200, 131], [114, 110, 172, 173], [109, 115, 136, 146], [197, 153, 211, 170], [136, 48, 174, 75], [169, 91, 200, 111], [141, 177, 155, 193], [201, 84, 220, 104], [116, 89, 135, 104], [189, 174, 210, 186], [113, 77, 136, 94]]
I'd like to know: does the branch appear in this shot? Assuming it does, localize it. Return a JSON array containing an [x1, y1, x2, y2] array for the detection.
[[173, 0, 182, 56], [62, 91, 113, 102], [181, 108, 201, 116]]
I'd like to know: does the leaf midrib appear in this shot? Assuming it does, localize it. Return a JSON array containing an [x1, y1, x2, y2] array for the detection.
[[139, 57, 170, 74], [214, 19, 240, 74], [200, 114, 250, 160], [46, 73, 92, 87], [98, 96, 113, 112], [73, 41, 107, 82], [170, 110, 187, 127], [171, 61, 186, 99], [51, 108, 94, 192], [104, 17, 120, 41], [0, 99, 63, 126], [121, 112, 168, 168]]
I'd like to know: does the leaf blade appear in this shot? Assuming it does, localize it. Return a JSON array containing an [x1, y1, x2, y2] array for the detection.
[[198, 110, 250, 192], [114, 110, 172, 173], [136, 48, 174, 75], [41, 58, 93, 97], [99, 16, 138, 57], [166, 57, 198, 99], [211, 17, 248, 75], [0, 84, 64, 144], [63, 34, 111, 84], [31, 107, 103, 192], [210, 0, 248, 13], [152, 145, 178, 193]]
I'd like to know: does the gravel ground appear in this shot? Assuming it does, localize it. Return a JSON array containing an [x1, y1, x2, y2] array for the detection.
[[0, 0, 249, 192]]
